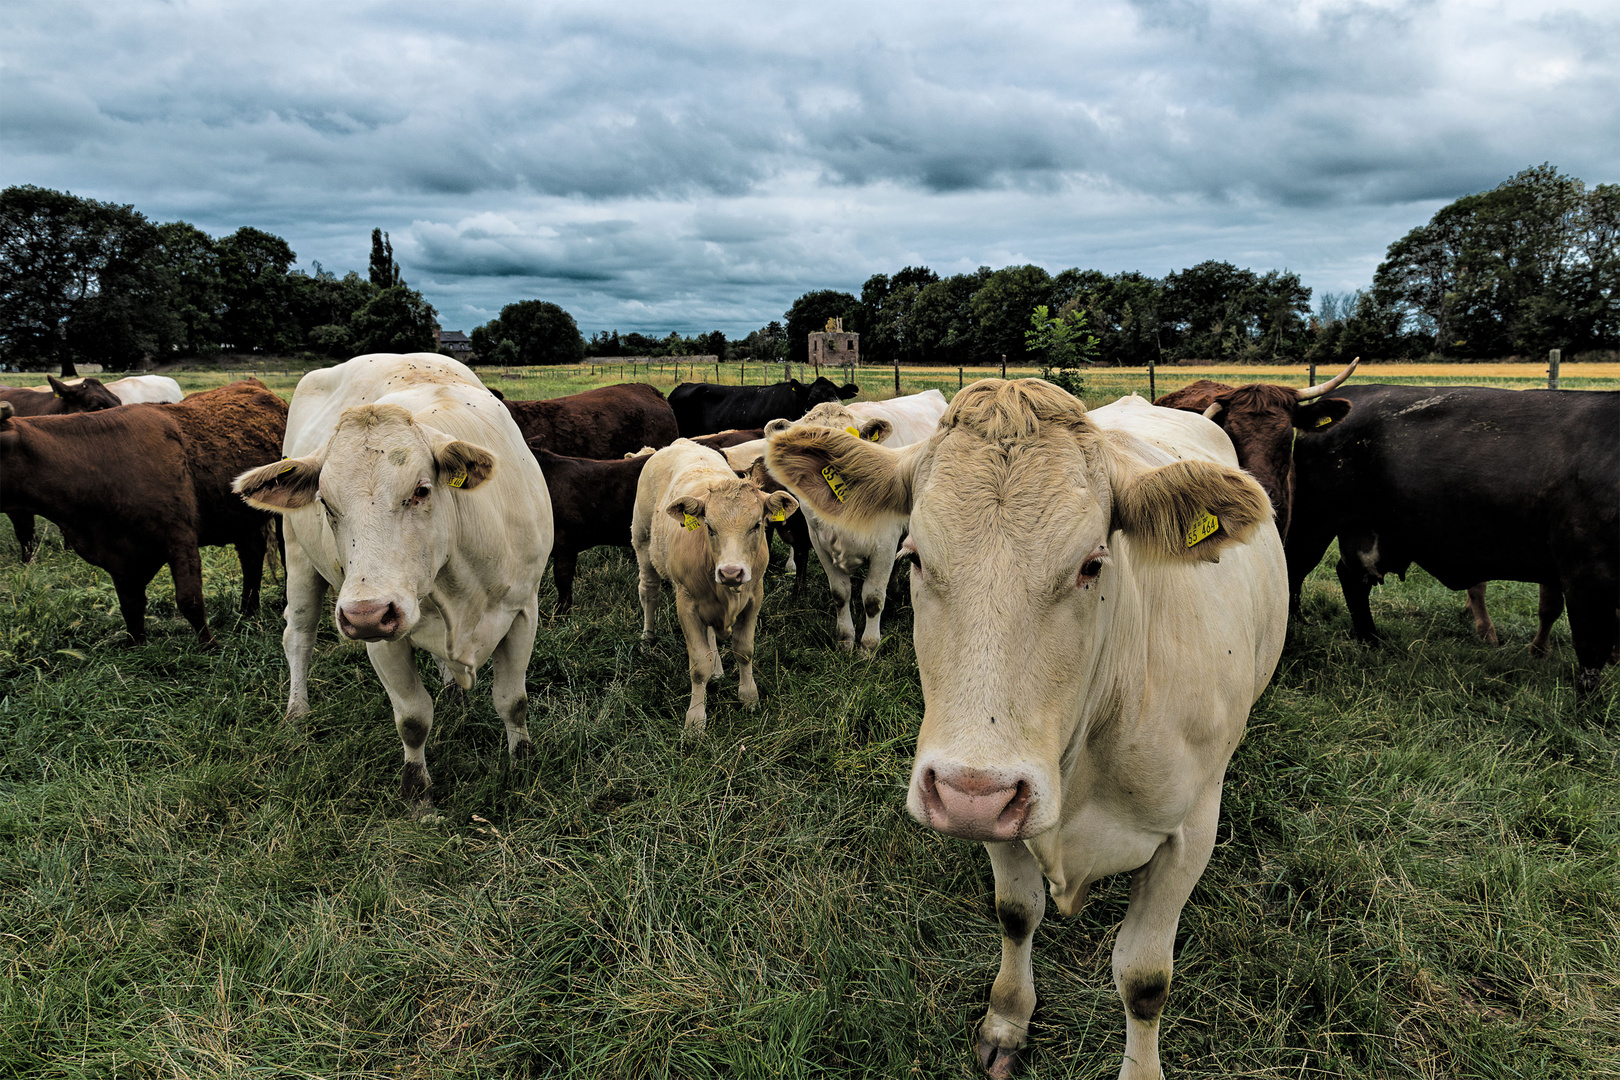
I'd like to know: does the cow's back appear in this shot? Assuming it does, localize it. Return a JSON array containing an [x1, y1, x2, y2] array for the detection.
[[508, 383, 677, 457], [159, 380, 288, 547], [1291, 384, 1620, 587]]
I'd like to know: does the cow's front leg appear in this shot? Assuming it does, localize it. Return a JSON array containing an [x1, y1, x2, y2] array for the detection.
[[7, 511, 38, 563], [1111, 784, 1222, 1080], [1531, 584, 1564, 658], [281, 545, 327, 719], [675, 597, 715, 735], [823, 560, 857, 650], [167, 542, 217, 647], [367, 637, 437, 812], [1335, 553, 1381, 643], [707, 624, 725, 679], [490, 602, 538, 760], [976, 840, 1048, 1079], [1464, 583, 1497, 645], [636, 549, 662, 641], [858, 542, 899, 652], [731, 595, 761, 709]]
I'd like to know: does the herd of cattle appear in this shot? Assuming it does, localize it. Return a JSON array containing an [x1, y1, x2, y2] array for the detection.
[[2, 353, 1615, 1078]]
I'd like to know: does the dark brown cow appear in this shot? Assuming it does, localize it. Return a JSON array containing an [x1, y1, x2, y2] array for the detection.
[[531, 428, 810, 616], [0, 375, 122, 417], [1152, 358, 1357, 540], [495, 382, 678, 459], [2, 376, 126, 561], [0, 380, 288, 645]]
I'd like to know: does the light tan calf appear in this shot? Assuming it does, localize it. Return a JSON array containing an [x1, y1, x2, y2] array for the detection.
[[768, 381, 1287, 1079], [632, 439, 797, 733]]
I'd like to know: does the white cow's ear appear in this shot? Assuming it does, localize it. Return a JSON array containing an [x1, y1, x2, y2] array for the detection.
[[234, 456, 322, 511], [431, 435, 496, 490], [857, 417, 892, 443], [1110, 460, 1272, 563], [765, 425, 913, 544], [763, 417, 794, 437]]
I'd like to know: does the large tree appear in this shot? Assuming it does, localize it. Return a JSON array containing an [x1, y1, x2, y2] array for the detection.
[[217, 226, 297, 353], [472, 300, 584, 365], [0, 185, 163, 373], [350, 284, 439, 355], [969, 264, 1054, 365], [1374, 164, 1619, 356]]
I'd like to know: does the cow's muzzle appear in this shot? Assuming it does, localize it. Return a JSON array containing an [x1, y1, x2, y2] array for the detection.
[[716, 563, 750, 588], [337, 600, 404, 641], [914, 765, 1034, 841]]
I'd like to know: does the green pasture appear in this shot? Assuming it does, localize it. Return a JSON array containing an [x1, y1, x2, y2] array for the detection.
[[1, 359, 1617, 1077], [6, 355, 1612, 408]]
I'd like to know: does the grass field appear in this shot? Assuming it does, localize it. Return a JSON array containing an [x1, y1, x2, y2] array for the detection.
[[1, 362, 1617, 1078]]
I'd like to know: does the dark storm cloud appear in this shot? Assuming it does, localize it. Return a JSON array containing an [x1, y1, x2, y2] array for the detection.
[[3, 1, 1617, 334]]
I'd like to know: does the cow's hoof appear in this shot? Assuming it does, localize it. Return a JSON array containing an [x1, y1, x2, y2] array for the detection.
[[511, 738, 533, 761], [975, 1038, 1023, 1079], [859, 638, 881, 655], [836, 638, 855, 654], [401, 762, 432, 808], [682, 717, 708, 738]]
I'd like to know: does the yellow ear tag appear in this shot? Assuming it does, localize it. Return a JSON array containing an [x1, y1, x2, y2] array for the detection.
[[820, 464, 848, 503], [683, 512, 702, 531], [449, 470, 467, 489], [845, 426, 860, 437], [768, 509, 786, 523], [1315, 415, 1333, 428], [278, 463, 296, 476], [1185, 511, 1220, 547]]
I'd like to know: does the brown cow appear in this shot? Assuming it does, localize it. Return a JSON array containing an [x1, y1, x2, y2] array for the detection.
[[1152, 357, 1357, 541], [0, 380, 288, 645], [495, 382, 678, 458], [532, 428, 809, 616], [2, 376, 126, 561], [0, 375, 122, 417]]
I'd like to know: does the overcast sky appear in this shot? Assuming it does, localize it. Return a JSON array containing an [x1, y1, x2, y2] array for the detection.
[[5, 0, 1617, 337]]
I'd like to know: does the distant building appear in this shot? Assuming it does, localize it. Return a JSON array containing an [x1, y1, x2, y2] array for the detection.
[[436, 329, 472, 354], [808, 317, 860, 367]]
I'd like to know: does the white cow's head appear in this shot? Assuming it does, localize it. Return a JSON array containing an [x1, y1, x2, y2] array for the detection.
[[767, 379, 1269, 843], [234, 403, 496, 641]]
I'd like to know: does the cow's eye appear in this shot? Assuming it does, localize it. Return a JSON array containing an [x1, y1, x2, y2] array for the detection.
[[414, 485, 431, 500], [1077, 547, 1106, 588]]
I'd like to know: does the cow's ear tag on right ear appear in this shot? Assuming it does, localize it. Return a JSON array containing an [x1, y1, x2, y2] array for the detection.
[[820, 465, 848, 503], [449, 469, 467, 488], [845, 426, 860, 437], [1315, 414, 1334, 427], [768, 508, 786, 523], [683, 512, 703, 531], [1185, 511, 1220, 547], [278, 458, 295, 476]]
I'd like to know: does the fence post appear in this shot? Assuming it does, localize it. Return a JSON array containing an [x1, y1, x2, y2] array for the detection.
[[958, 366, 963, 390], [1001, 354, 1006, 380], [893, 358, 899, 396], [1309, 361, 1317, 386], [1548, 348, 1561, 390], [1148, 353, 1155, 402]]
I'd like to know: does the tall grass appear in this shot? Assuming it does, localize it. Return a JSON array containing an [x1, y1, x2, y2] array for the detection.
[[1, 515, 1615, 1078]]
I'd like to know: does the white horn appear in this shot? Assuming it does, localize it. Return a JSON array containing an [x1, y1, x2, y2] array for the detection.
[[1298, 357, 1358, 400], [1202, 401, 1225, 420]]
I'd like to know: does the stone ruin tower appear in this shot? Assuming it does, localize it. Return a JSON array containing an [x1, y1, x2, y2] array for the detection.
[[807, 317, 860, 368]]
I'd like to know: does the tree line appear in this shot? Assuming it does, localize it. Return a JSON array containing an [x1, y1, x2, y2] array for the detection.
[[0, 186, 438, 374], [4, 165, 1613, 374]]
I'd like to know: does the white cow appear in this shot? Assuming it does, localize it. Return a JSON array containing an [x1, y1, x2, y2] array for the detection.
[[767, 380, 1286, 1079], [632, 439, 797, 733], [760, 402, 897, 651], [48, 374, 185, 404], [845, 388, 948, 445], [234, 354, 553, 811]]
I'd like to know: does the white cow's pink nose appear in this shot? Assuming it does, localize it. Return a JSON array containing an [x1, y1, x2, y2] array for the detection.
[[337, 600, 402, 640], [716, 564, 749, 586], [915, 765, 1033, 841]]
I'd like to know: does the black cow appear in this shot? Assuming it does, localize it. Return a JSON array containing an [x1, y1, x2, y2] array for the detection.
[[668, 377, 858, 437], [1285, 383, 1619, 697]]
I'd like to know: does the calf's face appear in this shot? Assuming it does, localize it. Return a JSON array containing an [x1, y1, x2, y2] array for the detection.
[[234, 404, 495, 642], [666, 478, 796, 588]]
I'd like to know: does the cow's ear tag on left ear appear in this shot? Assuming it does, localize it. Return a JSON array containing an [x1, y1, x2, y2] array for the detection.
[[820, 464, 848, 503], [278, 457, 295, 476], [683, 512, 703, 531], [449, 469, 467, 489], [1315, 414, 1334, 428], [768, 508, 786, 523], [845, 426, 860, 437], [1185, 510, 1220, 547]]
